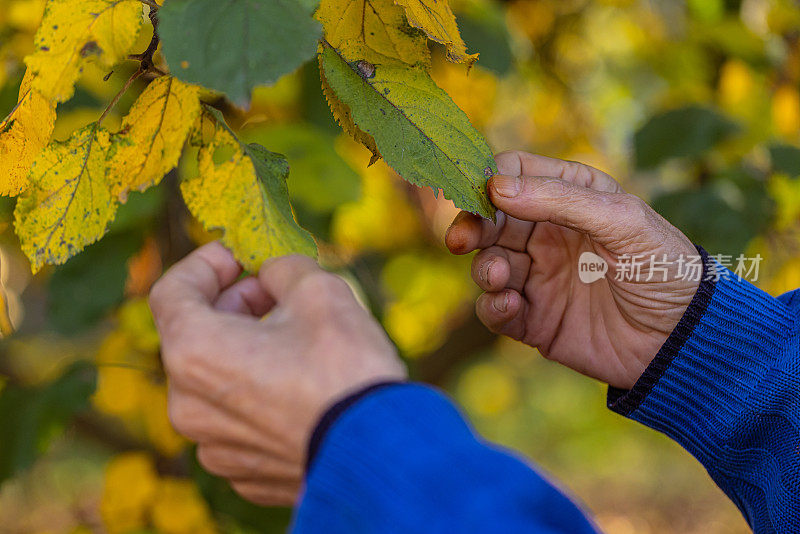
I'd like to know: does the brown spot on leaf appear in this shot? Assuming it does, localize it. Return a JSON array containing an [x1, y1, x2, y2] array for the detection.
[[356, 60, 376, 79], [80, 41, 100, 57]]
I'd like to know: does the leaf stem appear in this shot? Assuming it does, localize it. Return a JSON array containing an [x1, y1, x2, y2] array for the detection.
[[129, 8, 161, 73], [97, 67, 143, 126]]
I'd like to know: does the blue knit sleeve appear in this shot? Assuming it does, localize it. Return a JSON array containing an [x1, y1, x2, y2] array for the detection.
[[608, 249, 800, 532], [293, 383, 598, 534]]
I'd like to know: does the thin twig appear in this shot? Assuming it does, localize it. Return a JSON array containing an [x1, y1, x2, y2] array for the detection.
[[97, 67, 143, 126], [129, 8, 161, 74]]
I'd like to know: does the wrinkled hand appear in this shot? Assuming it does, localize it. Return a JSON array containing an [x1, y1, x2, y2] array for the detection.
[[149, 243, 406, 506], [446, 152, 699, 390]]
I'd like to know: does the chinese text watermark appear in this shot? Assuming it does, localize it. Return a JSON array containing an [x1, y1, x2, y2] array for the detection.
[[577, 253, 762, 284]]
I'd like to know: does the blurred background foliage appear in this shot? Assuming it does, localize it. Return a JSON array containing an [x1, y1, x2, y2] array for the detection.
[[1, 0, 800, 532]]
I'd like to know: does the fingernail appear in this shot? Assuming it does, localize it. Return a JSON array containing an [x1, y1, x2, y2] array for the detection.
[[493, 292, 508, 313], [480, 260, 494, 283], [492, 175, 521, 198]]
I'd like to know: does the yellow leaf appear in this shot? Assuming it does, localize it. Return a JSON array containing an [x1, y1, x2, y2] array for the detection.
[[0, 68, 55, 196], [181, 109, 317, 272], [151, 478, 217, 534], [100, 452, 158, 534], [769, 173, 800, 230], [332, 139, 420, 253], [14, 124, 117, 272], [457, 361, 519, 416], [24, 0, 143, 102], [316, 0, 429, 66], [773, 84, 800, 137], [142, 383, 187, 457], [432, 61, 497, 129], [110, 76, 201, 201], [394, 0, 478, 67], [92, 365, 149, 417], [8, 0, 46, 32], [320, 61, 381, 165], [718, 59, 753, 109]]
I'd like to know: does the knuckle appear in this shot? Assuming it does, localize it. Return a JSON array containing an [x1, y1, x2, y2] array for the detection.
[[620, 193, 649, 215], [475, 295, 501, 333], [167, 398, 196, 437], [230, 482, 265, 504], [536, 178, 572, 199], [539, 349, 557, 361], [196, 446, 228, 475], [298, 272, 351, 305], [160, 319, 201, 369]]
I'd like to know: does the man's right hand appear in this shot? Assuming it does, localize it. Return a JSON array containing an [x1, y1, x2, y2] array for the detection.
[[446, 151, 700, 390]]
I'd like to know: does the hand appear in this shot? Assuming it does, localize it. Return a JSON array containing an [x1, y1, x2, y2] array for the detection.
[[446, 152, 699, 390], [149, 243, 406, 505]]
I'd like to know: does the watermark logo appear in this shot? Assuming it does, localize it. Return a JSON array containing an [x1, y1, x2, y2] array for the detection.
[[577, 252, 763, 284], [578, 251, 608, 284]]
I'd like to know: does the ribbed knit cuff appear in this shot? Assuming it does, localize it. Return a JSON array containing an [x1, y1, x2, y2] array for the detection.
[[306, 380, 403, 473], [607, 246, 715, 415], [294, 383, 599, 533], [607, 250, 796, 464]]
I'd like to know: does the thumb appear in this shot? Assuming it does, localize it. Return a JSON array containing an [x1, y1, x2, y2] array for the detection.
[[258, 254, 324, 304], [488, 174, 638, 246]]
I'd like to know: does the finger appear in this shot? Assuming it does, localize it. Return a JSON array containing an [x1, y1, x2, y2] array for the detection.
[[214, 276, 275, 316], [169, 388, 281, 453], [149, 242, 242, 331], [494, 214, 535, 253], [475, 290, 526, 339], [488, 175, 633, 247], [257, 254, 327, 304], [471, 246, 531, 292], [494, 151, 623, 193], [230, 479, 301, 507], [196, 443, 302, 482], [445, 210, 504, 255]]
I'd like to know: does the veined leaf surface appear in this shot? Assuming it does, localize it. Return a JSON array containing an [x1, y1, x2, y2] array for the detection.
[[181, 109, 316, 271], [315, 0, 429, 66], [24, 0, 143, 102], [109, 76, 201, 201], [320, 61, 381, 165], [159, 0, 321, 106], [395, 0, 478, 67], [320, 44, 495, 218], [15, 124, 117, 272], [0, 69, 56, 196]]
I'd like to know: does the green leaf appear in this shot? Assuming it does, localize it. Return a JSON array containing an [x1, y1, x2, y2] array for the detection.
[[0, 362, 97, 483], [47, 230, 143, 335], [769, 143, 800, 178], [634, 106, 738, 169], [300, 61, 341, 135], [454, 4, 514, 75], [181, 108, 317, 271], [159, 0, 322, 106], [319, 44, 496, 219], [0, 71, 23, 118], [241, 124, 361, 212]]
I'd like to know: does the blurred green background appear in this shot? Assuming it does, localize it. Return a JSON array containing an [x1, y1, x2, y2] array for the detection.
[[2, 0, 800, 532]]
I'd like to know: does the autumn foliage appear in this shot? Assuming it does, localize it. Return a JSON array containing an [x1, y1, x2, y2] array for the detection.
[[2, 0, 497, 273], [1, 0, 800, 533]]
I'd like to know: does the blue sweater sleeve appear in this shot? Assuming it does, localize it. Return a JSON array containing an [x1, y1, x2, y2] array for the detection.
[[292, 383, 598, 534], [608, 250, 800, 532]]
